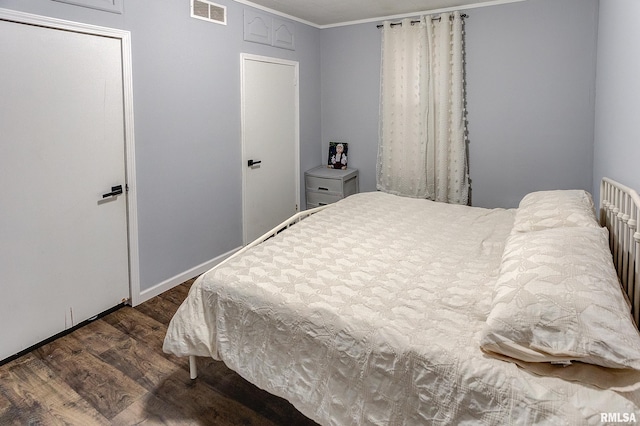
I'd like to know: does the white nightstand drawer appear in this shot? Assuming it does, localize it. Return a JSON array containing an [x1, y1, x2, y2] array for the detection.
[[304, 166, 359, 209], [306, 175, 344, 193], [306, 191, 342, 206]]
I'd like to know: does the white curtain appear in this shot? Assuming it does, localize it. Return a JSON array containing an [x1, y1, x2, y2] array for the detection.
[[377, 12, 468, 204]]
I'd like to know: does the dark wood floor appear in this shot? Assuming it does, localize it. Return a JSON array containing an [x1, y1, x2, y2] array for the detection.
[[0, 278, 318, 425]]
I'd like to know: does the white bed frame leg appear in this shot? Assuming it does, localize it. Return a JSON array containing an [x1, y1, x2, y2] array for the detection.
[[180, 206, 330, 383], [189, 355, 198, 379]]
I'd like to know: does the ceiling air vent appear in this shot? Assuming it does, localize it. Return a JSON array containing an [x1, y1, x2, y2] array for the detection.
[[191, 0, 227, 25]]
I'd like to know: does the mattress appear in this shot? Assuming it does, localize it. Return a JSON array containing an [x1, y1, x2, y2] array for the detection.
[[163, 192, 640, 425]]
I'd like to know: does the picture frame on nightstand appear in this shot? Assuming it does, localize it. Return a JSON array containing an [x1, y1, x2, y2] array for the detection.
[[327, 142, 348, 170]]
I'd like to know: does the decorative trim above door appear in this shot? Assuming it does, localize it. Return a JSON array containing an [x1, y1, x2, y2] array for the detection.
[[244, 9, 295, 50], [52, 0, 123, 14]]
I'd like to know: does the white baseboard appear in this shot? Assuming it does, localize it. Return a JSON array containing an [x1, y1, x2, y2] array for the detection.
[[133, 246, 241, 306]]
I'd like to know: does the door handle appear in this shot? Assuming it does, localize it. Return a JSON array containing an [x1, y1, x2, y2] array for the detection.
[[247, 159, 262, 167], [102, 185, 123, 198]]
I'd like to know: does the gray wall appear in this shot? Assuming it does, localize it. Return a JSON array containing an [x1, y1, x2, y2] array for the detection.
[[320, 24, 381, 193], [593, 0, 640, 199], [0, 0, 322, 292], [465, 0, 598, 208], [320, 0, 599, 208]]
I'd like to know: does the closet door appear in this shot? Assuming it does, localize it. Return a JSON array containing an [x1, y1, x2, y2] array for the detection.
[[241, 54, 300, 244], [0, 17, 130, 361]]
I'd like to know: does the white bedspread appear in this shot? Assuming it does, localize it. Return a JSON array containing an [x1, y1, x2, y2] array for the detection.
[[163, 192, 640, 425]]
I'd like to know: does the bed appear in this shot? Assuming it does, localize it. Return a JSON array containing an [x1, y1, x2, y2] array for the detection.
[[163, 177, 640, 425]]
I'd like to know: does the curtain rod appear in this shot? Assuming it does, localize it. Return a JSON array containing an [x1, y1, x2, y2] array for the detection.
[[376, 13, 467, 28]]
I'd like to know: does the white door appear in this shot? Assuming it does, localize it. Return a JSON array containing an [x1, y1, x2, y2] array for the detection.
[[0, 18, 130, 360], [241, 54, 300, 244]]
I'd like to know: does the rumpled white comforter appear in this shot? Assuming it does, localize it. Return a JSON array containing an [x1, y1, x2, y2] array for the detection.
[[163, 192, 640, 425]]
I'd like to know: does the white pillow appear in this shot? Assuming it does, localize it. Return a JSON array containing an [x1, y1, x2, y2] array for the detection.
[[480, 226, 640, 370], [512, 189, 598, 232]]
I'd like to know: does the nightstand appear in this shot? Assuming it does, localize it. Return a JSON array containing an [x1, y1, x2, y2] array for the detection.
[[305, 166, 359, 209]]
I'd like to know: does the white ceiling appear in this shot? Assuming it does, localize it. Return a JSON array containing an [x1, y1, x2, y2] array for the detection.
[[233, 0, 524, 28]]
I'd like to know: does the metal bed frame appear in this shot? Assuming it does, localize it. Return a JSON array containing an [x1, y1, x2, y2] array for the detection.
[[600, 177, 640, 328]]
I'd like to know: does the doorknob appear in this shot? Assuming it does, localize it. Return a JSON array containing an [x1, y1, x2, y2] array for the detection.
[[247, 159, 262, 167], [102, 185, 123, 198]]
